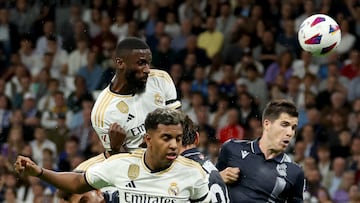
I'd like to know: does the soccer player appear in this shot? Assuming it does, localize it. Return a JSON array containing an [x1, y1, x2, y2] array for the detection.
[[91, 37, 180, 153], [15, 108, 210, 203], [217, 99, 305, 203], [180, 115, 230, 203]]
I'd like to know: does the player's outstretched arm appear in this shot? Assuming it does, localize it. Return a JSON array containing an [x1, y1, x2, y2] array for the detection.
[[14, 156, 93, 194]]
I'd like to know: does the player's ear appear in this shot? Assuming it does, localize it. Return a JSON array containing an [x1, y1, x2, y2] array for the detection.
[[115, 57, 124, 67], [263, 119, 270, 131], [194, 132, 200, 146]]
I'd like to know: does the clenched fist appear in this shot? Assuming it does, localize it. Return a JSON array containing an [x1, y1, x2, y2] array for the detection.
[[109, 123, 126, 153], [220, 167, 240, 184], [14, 156, 42, 177]]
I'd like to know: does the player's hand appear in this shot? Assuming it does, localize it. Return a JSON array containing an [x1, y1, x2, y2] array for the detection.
[[220, 167, 240, 184], [109, 123, 126, 153], [14, 156, 42, 177]]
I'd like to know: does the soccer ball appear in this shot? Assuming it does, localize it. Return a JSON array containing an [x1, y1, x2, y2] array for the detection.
[[298, 14, 341, 56]]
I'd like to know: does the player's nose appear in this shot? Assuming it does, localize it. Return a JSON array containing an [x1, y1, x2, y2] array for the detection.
[[143, 64, 150, 74]]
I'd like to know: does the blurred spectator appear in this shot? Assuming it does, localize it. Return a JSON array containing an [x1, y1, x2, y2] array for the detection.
[[86, 8, 102, 38], [0, 8, 19, 64], [234, 49, 264, 77], [110, 11, 128, 42], [264, 50, 294, 86], [37, 78, 59, 112], [164, 11, 180, 39], [151, 34, 176, 71], [9, 0, 37, 36], [332, 171, 355, 203], [76, 50, 103, 92], [29, 126, 56, 167], [222, 33, 251, 66], [197, 17, 224, 59], [21, 92, 41, 128], [170, 19, 192, 52], [67, 75, 93, 114], [191, 13, 205, 35], [175, 35, 211, 67], [237, 63, 269, 109], [35, 21, 62, 56], [69, 99, 93, 151], [91, 16, 117, 54], [46, 112, 69, 155], [59, 5, 82, 52], [191, 66, 208, 98], [348, 76, 360, 103], [44, 35, 69, 81], [18, 35, 41, 73], [209, 96, 229, 130], [217, 64, 237, 98], [82, 0, 107, 25], [216, 2, 236, 45], [328, 157, 347, 197], [58, 136, 80, 172], [3, 186, 16, 203], [67, 35, 89, 76], [336, 19, 356, 57], [331, 130, 352, 159], [179, 77, 192, 112], [252, 30, 286, 70], [195, 105, 215, 138], [146, 21, 165, 52], [0, 127, 24, 163], [133, 0, 150, 28], [236, 92, 261, 130], [40, 91, 70, 130], [0, 93, 11, 141], [207, 137, 220, 165], [4, 64, 29, 99], [216, 108, 245, 144], [340, 49, 360, 80], [31, 3, 55, 41], [317, 144, 332, 187]]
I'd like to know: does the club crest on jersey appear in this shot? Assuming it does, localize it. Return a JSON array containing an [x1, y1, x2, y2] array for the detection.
[[117, 101, 129, 113], [276, 163, 287, 177], [128, 164, 140, 180], [154, 93, 164, 106], [168, 182, 179, 196]]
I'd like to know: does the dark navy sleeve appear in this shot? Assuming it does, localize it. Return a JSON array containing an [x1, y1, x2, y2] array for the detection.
[[216, 141, 231, 171], [288, 170, 305, 203]]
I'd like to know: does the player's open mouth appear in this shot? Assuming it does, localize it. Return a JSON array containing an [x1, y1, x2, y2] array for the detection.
[[166, 153, 177, 160], [282, 140, 290, 145]]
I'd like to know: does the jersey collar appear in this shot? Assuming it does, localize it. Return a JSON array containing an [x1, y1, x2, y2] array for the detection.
[[180, 148, 201, 158], [250, 138, 291, 163]]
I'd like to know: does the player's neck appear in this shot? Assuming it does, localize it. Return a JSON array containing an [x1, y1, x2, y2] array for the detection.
[[110, 78, 135, 95], [259, 137, 282, 160], [144, 151, 172, 173]]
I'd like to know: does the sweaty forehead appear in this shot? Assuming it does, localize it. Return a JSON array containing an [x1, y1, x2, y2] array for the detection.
[[125, 49, 151, 61], [277, 113, 298, 125]]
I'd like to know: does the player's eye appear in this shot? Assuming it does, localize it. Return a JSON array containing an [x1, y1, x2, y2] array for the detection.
[[137, 59, 148, 66]]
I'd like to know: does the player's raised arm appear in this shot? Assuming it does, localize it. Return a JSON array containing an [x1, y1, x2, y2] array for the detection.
[[14, 155, 93, 194]]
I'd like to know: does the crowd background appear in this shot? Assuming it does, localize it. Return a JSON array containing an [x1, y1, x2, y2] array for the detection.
[[0, 0, 360, 202]]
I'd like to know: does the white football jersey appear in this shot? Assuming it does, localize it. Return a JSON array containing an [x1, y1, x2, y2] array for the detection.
[[91, 69, 181, 151], [85, 149, 210, 203]]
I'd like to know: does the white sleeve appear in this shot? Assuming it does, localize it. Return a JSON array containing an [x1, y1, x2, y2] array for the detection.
[[190, 171, 210, 203], [161, 71, 181, 109], [85, 160, 115, 189]]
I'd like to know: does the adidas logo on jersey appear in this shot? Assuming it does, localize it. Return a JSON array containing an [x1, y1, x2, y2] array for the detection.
[[127, 114, 135, 122], [241, 150, 249, 159], [125, 180, 136, 188]]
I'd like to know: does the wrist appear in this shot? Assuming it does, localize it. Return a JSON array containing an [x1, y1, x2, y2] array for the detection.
[[36, 168, 44, 177]]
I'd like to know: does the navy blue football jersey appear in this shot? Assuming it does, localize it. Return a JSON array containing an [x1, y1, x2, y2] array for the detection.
[[216, 139, 304, 203], [181, 148, 230, 203]]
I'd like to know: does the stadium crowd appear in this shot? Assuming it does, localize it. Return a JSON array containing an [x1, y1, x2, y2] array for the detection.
[[1, 0, 360, 202]]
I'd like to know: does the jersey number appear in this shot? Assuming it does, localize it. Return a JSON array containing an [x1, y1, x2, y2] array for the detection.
[[210, 183, 228, 203]]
